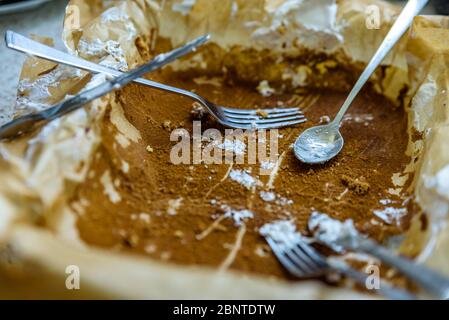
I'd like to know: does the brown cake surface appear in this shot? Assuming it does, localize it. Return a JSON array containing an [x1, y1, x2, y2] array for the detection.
[[69, 68, 421, 280]]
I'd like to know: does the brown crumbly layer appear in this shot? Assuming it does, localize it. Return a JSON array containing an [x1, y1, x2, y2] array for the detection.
[[70, 69, 420, 281], [154, 41, 371, 93]]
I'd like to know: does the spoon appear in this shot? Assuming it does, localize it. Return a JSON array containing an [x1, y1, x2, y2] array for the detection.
[[294, 0, 428, 164]]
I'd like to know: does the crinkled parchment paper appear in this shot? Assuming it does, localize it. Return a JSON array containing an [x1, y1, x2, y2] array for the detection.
[[0, 0, 449, 299]]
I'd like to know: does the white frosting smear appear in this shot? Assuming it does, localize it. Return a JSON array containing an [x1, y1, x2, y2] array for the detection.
[[308, 211, 358, 253]]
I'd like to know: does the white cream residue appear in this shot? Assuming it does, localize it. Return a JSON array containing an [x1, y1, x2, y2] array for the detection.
[[259, 220, 300, 243], [100, 170, 121, 203], [308, 211, 358, 253], [78, 38, 128, 71], [167, 198, 183, 216], [121, 160, 130, 173], [373, 207, 407, 226], [221, 205, 254, 226], [229, 169, 261, 190], [257, 80, 275, 97], [17, 65, 83, 113], [259, 190, 293, 206], [260, 161, 275, 171], [342, 114, 374, 126], [217, 139, 246, 155], [392, 172, 409, 187]]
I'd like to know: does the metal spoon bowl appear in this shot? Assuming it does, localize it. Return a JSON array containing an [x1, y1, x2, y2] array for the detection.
[[293, 124, 343, 164]]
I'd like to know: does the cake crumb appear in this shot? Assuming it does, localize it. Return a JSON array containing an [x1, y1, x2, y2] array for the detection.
[[319, 115, 331, 124], [162, 120, 172, 130], [145, 244, 157, 254], [341, 175, 370, 195], [256, 109, 269, 119], [146, 145, 154, 153], [257, 80, 275, 97], [191, 102, 207, 120], [316, 60, 337, 75], [123, 233, 139, 248], [174, 230, 184, 238]]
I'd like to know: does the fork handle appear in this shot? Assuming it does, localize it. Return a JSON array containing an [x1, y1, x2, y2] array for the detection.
[[328, 259, 416, 300], [5, 31, 205, 104], [354, 238, 449, 299]]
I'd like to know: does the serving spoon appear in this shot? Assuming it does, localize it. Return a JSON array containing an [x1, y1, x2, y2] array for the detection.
[[294, 0, 429, 164]]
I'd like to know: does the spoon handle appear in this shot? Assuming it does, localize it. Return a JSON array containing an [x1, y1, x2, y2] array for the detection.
[[332, 0, 428, 125], [355, 237, 449, 299]]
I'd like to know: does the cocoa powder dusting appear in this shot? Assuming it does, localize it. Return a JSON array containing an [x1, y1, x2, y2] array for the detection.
[[71, 69, 421, 280]]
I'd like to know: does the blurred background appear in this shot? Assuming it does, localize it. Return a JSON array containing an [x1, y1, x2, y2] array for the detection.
[[0, 0, 446, 120]]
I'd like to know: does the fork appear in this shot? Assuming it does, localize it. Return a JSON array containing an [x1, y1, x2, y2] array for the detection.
[[266, 234, 416, 300], [5, 31, 307, 130], [0, 33, 210, 140]]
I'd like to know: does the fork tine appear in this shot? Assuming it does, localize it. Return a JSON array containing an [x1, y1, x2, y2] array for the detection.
[[290, 243, 327, 271], [256, 118, 308, 128], [224, 118, 307, 129], [267, 238, 307, 278], [226, 115, 305, 125], [294, 241, 328, 269], [221, 107, 301, 115], [223, 110, 303, 120], [278, 235, 323, 275], [283, 247, 319, 275]]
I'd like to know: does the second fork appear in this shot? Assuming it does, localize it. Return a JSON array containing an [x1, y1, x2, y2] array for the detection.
[[6, 31, 307, 130]]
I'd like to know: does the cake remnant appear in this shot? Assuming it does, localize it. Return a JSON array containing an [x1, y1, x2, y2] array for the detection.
[[257, 80, 275, 97], [341, 175, 370, 195], [78, 38, 128, 71]]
